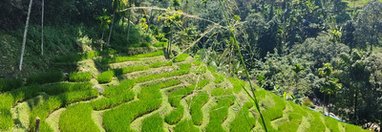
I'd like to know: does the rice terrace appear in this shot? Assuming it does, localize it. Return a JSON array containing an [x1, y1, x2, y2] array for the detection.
[[0, 0, 381, 132]]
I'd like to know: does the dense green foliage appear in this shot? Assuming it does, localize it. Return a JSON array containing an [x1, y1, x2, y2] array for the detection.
[[69, 72, 92, 82]]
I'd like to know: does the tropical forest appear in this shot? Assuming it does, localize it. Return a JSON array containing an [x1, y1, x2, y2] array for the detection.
[[0, 0, 381, 131]]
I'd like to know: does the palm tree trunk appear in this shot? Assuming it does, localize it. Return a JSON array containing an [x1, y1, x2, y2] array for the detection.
[[19, 0, 33, 71], [41, 0, 44, 56]]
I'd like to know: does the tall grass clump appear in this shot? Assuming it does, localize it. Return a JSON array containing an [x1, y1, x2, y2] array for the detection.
[[230, 102, 256, 132], [205, 96, 235, 132], [59, 104, 99, 132], [69, 72, 92, 82], [141, 114, 164, 132], [97, 70, 114, 84], [189, 92, 209, 125]]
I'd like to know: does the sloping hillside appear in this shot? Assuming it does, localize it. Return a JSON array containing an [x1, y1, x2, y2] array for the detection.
[[0, 50, 368, 132]]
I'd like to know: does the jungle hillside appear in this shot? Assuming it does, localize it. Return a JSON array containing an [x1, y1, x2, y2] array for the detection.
[[0, 0, 381, 132]]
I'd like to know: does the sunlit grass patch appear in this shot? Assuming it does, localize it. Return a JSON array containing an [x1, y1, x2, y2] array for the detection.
[[69, 72, 92, 82], [306, 111, 326, 132], [324, 116, 340, 132], [189, 92, 209, 125], [0, 93, 14, 130], [97, 70, 114, 84], [258, 93, 286, 131], [205, 96, 235, 132], [165, 85, 195, 124], [228, 77, 246, 93], [174, 53, 189, 62], [59, 104, 99, 132], [103, 84, 162, 131], [141, 113, 164, 132], [277, 103, 305, 131], [174, 119, 200, 132], [211, 88, 233, 96], [230, 102, 256, 132], [108, 50, 164, 63]]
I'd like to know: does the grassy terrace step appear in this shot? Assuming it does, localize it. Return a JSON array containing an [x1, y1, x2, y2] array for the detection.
[[0, 51, 368, 132], [205, 96, 235, 132], [229, 102, 256, 132], [189, 92, 209, 125], [165, 85, 195, 125], [0, 82, 94, 130], [103, 79, 181, 132]]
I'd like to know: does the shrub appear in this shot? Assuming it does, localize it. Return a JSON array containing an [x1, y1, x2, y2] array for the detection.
[[141, 114, 164, 132], [69, 72, 92, 82], [0, 78, 23, 92], [26, 71, 64, 85], [59, 104, 99, 132], [190, 92, 209, 125], [97, 70, 114, 84]]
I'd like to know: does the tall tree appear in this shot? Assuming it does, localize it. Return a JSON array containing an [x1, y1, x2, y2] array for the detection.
[[19, 0, 34, 71]]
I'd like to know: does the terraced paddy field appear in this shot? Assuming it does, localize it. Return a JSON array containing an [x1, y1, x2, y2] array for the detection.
[[0, 50, 368, 132]]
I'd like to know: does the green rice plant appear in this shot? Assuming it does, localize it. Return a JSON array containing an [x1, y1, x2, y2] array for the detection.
[[306, 111, 326, 132], [91, 80, 135, 110], [230, 102, 256, 132], [103, 84, 162, 131], [258, 93, 286, 131], [153, 41, 167, 47], [228, 77, 246, 93], [59, 104, 99, 132], [196, 79, 209, 90], [69, 72, 92, 82], [189, 92, 209, 125], [0, 78, 22, 92], [109, 50, 164, 63], [114, 61, 172, 75], [0, 93, 15, 130], [324, 116, 340, 132], [97, 70, 114, 84], [133, 63, 191, 83], [342, 123, 369, 132], [141, 114, 164, 132], [174, 53, 189, 62], [29, 89, 98, 130], [205, 96, 235, 132], [165, 85, 195, 124], [26, 71, 64, 85], [174, 119, 200, 132], [210, 70, 224, 84], [277, 103, 305, 131], [211, 88, 233, 96]]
